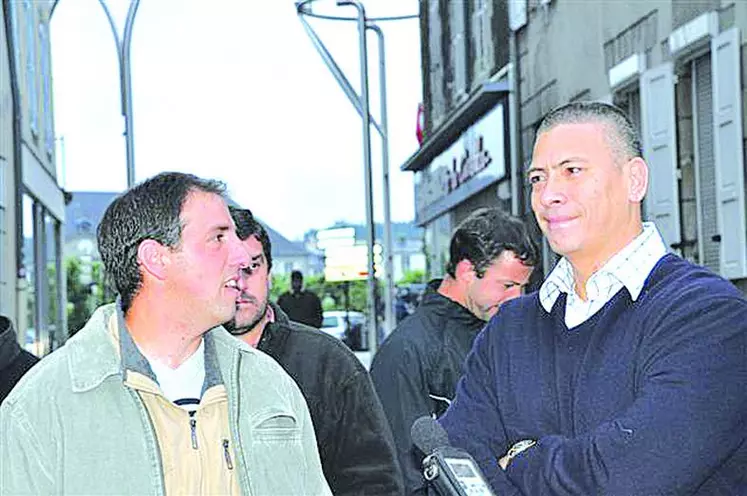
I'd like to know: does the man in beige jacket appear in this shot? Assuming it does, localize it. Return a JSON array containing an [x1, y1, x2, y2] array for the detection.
[[1, 172, 331, 495]]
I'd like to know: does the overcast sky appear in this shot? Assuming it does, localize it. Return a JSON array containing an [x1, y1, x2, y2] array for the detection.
[[50, 0, 421, 240]]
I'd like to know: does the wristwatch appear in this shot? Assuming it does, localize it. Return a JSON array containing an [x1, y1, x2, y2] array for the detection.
[[504, 439, 536, 467]]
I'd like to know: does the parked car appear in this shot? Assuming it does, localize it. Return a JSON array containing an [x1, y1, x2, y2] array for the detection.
[[321, 310, 366, 349]]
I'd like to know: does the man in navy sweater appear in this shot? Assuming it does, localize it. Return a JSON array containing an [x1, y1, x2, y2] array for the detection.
[[438, 101, 747, 495]]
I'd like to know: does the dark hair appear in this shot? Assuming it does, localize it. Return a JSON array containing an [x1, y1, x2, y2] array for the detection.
[[445, 208, 539, 278], [291, 270, 303, 281], [97, 172, 226, 313], [229, 207, 273, 270], [536, 101, 642, 163]]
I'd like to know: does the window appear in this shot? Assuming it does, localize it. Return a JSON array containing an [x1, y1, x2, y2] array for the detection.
[[23, 0, 39, 137], [39, 20, 54, 158], [424, 213, 451, 278], [45, 212, 61, 351], [449, 2, 468, 100], [22, 194, 38, 355], [322, 316, 339, 329], [429, 0, 446, 126], [8, 1, 21, 71], [471, 0, 493, 80]]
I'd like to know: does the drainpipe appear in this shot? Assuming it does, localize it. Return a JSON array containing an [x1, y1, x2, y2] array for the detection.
[[508, 28, 522, 216], [3, 0, 26, 283]]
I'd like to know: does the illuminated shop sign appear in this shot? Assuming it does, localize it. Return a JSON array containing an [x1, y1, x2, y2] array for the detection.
[[415, 103, 507, 224]]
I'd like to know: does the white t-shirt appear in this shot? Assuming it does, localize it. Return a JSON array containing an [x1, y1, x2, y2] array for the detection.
[[147, 340, 206, 413]]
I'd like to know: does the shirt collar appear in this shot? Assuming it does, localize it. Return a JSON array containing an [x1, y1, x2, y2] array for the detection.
[[539, 222, 667, 312]]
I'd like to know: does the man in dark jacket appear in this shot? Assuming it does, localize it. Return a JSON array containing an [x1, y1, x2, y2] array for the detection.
[[225, 208, 403, 495], [277, 270, 323, 328], [370, 208, 539, 495], [0, 316, 39, 404]]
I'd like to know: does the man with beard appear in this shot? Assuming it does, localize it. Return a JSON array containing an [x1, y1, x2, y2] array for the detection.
[[225, 207, 403, 495]]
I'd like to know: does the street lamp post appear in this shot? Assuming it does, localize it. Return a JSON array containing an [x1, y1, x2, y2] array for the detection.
[[296, 1, 418, 350], [367, 23, 395, 340], [98, 0, 141, 188]]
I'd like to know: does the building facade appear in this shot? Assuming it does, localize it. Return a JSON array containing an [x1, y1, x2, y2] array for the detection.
[[404, 0, 519, 278], [409, 0, 747, 292], [1, 0, 66, 356]]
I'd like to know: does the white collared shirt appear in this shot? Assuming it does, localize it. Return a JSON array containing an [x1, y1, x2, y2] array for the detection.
[[539, 222, 668, 328]]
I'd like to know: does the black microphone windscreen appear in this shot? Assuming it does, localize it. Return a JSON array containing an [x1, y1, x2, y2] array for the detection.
[[411, 416, 450, 455]]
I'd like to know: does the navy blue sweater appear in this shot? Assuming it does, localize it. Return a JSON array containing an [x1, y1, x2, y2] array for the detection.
[[439, 254, 747, 495]]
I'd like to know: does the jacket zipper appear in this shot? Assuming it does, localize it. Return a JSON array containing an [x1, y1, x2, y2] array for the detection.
[[223, 439, 234, 470], [189, 416, 198, 450]]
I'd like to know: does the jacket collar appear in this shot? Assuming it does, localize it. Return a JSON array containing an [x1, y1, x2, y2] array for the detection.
[[421, 279, 485, 328], [66, 303, 123, 392], [271, 302, 291, 326], [256, 302, 290, 353], [116, 303, 224, 393], [0, 316, 22, 370], [67, 302, 246, 394]]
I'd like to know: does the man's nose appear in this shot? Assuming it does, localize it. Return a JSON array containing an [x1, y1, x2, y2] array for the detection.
[[236, 269, 249, 292], [229, 233, 251, 268], [539, 173, 567, 207]]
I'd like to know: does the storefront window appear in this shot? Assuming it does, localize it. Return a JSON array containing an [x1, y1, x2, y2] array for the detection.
[[22, 194, 37, 355], [21, 194, 63, 356], [425, 214, 451, 279], [45, 212, 62, 350]]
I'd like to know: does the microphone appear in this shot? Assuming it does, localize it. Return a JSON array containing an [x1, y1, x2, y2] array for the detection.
[[410, 416, 496, 496], [411, 415, 451, 454]]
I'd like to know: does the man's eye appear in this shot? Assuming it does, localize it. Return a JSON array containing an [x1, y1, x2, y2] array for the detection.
[[240, 262, 261, 276], [527, 173, 544, 184], [566, 166, 582, 175]]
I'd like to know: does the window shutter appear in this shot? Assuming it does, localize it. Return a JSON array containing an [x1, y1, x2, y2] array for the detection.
[[640, 63, 681, 252], [450, 2, 468, 101], [429, 1, 445, 125], [711, 27, 747, 279]]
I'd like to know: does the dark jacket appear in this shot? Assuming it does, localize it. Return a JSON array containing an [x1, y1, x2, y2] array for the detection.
[[0, 316, 39, 404], [277, 290, 323, 328], [257, 303, 404, 496], [369, 280, 486, 495]]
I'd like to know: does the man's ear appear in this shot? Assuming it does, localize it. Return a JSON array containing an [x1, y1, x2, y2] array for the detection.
[[454, 259, 476, 283], [628, 157, 649, 203], [137, 240, 168, 281]]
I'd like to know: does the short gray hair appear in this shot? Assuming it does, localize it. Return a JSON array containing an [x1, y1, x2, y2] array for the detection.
[[536, 101, 642, 164]]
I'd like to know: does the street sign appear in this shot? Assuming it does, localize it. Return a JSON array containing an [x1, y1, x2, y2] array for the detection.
[[324, 244, 382, 282]]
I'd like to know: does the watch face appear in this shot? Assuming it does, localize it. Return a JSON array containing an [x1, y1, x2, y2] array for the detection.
[[508, 439, 536, 460]]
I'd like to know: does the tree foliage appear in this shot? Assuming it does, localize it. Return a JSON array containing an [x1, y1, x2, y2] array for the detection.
[[397, 269, 426, 285], [65, 257, 114, 337]]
